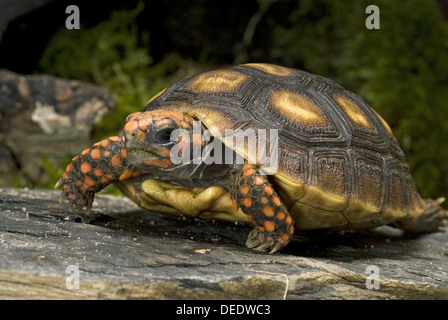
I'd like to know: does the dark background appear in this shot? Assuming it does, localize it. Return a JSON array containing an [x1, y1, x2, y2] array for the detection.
[[0, 0, 447, 200]]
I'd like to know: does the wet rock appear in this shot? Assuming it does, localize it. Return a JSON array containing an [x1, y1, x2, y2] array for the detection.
[[0, 187, 447, 299]]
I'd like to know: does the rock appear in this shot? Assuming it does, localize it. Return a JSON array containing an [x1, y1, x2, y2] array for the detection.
[[0, 69, 114, 186], [0, 187, 447, 300]]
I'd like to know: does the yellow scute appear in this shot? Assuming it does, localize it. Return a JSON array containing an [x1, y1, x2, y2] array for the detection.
[[187, 70, 248, 94], [269, 89, 328, 127], [334, 95, 373, 129]]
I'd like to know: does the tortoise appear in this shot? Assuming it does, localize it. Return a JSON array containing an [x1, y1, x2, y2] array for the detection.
[[56, 63, 447, 254]]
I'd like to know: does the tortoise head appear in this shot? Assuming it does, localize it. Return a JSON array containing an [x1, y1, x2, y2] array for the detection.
[[123, 110, 202, 173]]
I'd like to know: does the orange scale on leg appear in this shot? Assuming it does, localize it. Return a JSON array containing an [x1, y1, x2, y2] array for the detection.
[[243, 168, 255, 178], [243, 164, 253, 171], [289, 225, 294, 234], [276, 211, 286, 220], [272, 196, 281, 206], [260, 196, 269, 205], [84, 176, 97, 187], [264, 186, 274, 196], [119, 169, 133, 181], [241, 185, 250, 195], [242, 197, 252, 208], [100, 139, 110, 148], [90, 149, 101, 160], [94, 168, 103, 177], [100, 176, 110, 184], [263, 220, 276, 232], [111, 155, 122, 167], [132, 171, 143, 177], [262, 206, 275, 217], [80, 162, 91, 174]]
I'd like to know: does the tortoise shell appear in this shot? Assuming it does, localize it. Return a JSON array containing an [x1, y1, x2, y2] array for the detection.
[[133, 63, 425, 230]]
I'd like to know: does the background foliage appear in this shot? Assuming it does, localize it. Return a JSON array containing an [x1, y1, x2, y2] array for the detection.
[[35, 0, 448, 199]]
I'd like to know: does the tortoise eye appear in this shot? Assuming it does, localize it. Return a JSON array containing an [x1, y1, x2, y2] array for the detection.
[[153, 127, 175, 144]]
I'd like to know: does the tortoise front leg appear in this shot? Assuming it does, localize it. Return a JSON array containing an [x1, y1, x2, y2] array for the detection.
[[56, 135, 141, 214], [230, 164, 295, 254]]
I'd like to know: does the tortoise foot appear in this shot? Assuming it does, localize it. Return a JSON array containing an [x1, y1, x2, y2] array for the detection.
[[56, 178, 95, 215], [245, 228, 290, 254]]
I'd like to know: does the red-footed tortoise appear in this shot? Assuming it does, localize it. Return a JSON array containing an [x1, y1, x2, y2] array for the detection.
[[56, 63, 447, 254]]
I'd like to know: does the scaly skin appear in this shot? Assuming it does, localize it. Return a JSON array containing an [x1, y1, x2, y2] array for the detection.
[[230, 164, 295, 253], [56, 135, 142, 214]]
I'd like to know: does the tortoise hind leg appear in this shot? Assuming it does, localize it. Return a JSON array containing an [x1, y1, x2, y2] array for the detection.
[[230, 164, 295, 254], [394, 197, 448, 233]]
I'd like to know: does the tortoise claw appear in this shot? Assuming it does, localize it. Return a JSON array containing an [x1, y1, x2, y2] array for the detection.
[[246, 229, 262, 248], [269, 242, 284, 254], [245, 228, 287, 254], [56, 180, 94, 216], [54, 178, 64, 189], [68, 200, 74, 213], [59, 189, 68, 204], [253, 242, 272, 252]]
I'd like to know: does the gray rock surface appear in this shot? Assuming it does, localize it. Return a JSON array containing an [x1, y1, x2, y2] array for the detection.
[[0, 187, 447, 299]]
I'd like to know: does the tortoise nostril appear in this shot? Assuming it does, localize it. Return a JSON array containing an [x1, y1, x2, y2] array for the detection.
[[125, 131, 138, 142]]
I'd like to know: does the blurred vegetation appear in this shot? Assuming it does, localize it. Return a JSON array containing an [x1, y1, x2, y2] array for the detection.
[[37, 0, 448, 199], [39, 1, 207, 140], [266, 0, 448, 198]]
